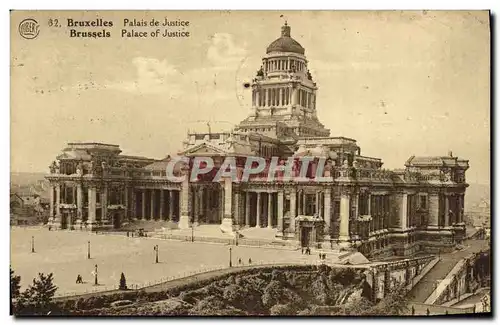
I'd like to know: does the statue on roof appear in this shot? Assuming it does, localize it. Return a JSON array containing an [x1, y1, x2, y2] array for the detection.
[[307, 69, 313, 81], [256, 66, 264, 77], [49, 160, 59, 174]]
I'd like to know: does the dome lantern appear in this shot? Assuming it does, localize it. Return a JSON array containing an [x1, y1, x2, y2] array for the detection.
[[266, 23, 305, 55]]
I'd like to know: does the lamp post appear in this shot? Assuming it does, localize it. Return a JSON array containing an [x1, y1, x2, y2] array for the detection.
[[94, 264, 98, 285], [31, 236, 35, 253], [154, 245, 159, 263], [191, 224, 194, 242], [229, 247, 232, 267], [87, 241, 91, 259]]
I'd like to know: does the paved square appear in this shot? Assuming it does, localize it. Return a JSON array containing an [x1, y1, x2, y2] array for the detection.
[[10, 227, 324, 297]]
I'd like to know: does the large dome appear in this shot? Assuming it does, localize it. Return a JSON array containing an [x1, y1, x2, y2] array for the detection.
[[266, 23, 305, 55]]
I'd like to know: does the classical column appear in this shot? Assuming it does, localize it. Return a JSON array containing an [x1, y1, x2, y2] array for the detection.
[[324, 188, 331, 235], [150, 189, 156, 220], [444, 194, 450, 227], [87, 186, 97, 229], [428, 193, 439, 227], [277, 191, 284, 231], [159, 189, 165, 220], [315, 191, 320, 216], [339, 191, 350, 242], [460, 194, 465, 223], [131, 189, 137, 220], [302, 191, 306, 215], [267, 192, 273, 228], [245, 192, 251, 227], [179, 175, 190, 229], [196, 187, 203, 225], [55, 183, 61, 218], [124, 186, 129, 220], [234, 191, 240, 226], [292, 84, 299, 106], [318, 192, 323, 218], [353, 192, 359, 220], [76, 183, 83, 225], [290, 188, 296, 233], [400, 193, 408, 230], [167, 190, 174, 221], [49, 184, 55, 219], [256, 192, 261, 228], [367, 193, 372, 215], [141, 190, 146, 220], [220, 177, 234, 233], [101, 184, 108, 224]]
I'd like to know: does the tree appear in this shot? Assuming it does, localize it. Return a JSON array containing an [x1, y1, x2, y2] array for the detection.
[[10, 267, 21, 315], [10, 267, 21, 299], [119, 272, 127, 290], [367, 283, 409, 315], [17, 273, 58, 314]]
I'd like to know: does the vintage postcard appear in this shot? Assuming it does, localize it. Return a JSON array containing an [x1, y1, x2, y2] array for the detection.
[[10, 10, 491, 316]]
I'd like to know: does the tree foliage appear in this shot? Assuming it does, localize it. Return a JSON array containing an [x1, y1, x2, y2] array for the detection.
[[10, 267, 21, 299], [14, 272, 58, 315], [119, 273, 127, 290]]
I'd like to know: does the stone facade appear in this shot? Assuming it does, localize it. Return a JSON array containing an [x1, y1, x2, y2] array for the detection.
[[45, 23, 469, 257]]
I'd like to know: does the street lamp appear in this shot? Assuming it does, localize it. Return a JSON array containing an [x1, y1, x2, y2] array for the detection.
[[94, 264, 98, 285], [191, 224, 194, 242], [229, 247, 232, 267], [31, 236, 35, 253], [87, 241, 91, 259], [154, 245, 159, 263]]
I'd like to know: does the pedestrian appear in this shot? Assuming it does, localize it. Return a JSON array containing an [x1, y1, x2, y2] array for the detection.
[[301, 247, 304, 254], [238, 258, 242, 265], [319, 253, 322, 260], [248, 258, 252, 265]]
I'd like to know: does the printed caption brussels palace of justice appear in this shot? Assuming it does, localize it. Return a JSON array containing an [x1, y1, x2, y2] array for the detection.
[[10, 11, 491, 316]]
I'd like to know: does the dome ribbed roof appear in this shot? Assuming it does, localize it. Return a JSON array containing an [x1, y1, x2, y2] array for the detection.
[[266, 23, 305, 55]]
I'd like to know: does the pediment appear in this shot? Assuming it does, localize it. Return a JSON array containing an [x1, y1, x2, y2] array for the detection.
[[180, 142, 228, 156]]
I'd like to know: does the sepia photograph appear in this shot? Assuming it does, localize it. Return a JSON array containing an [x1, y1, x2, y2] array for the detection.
[[9, 10, 491, 317]]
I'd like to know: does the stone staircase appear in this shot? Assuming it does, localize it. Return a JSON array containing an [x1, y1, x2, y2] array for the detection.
[[407, 240, 489, 303]]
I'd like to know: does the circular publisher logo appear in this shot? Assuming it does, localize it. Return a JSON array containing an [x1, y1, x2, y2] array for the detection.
[[19, 18, 40, 39]]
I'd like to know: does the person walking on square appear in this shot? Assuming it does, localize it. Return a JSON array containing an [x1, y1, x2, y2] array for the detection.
[[248, 258, 252, 265], [238, 258, 242, 265]]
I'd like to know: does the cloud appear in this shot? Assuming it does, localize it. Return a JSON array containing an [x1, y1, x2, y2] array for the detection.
[[107, 57, 184, 96], [107, 33, 249, 98], [206, 33, 247, 68]]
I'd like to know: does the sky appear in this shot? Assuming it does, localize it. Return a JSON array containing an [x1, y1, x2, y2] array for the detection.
[[10, 10, 490, 184]]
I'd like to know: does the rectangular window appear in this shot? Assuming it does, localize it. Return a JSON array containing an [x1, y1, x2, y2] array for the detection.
[[419, 195, 427, 210]]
